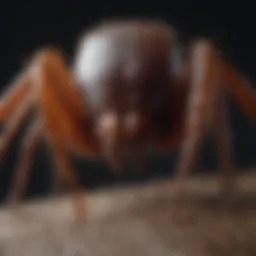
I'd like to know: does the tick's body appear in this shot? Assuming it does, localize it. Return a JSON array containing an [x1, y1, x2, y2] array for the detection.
[[72, 21, 188, 160], [0, 19, 255, 213]]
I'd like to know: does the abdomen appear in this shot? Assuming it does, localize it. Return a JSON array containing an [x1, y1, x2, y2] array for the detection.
[[72, 20, 175, 111]]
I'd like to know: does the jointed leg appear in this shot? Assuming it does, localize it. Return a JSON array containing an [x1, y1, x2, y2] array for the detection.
[[204, 59, 236, 200], [221, 59, 256, 120], [48, 138, 85, 216], [0, 47, 92, 215], [0, 94, 32, 161], [173, 40, 219, 202], [8, 120, 42, 205], [31, 49, 91, 215], [212, 88, 236, 200], [0, 72, 31, 123]]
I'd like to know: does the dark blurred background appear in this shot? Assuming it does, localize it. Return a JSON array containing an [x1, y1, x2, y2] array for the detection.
[[0, 1, 255, 203]]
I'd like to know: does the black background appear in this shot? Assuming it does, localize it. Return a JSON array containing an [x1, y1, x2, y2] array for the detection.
[[0, 1, 255, 203]]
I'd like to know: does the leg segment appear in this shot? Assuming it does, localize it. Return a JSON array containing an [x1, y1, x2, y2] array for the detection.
[[8, 120, 42, 205], [221, 59, 256, 120], [173, 40, 256, 203], [204, 59, 236, 200], [0, 72, 31, 123], [212, 87, 236, 199], [0, 47, 94, 214], [48, 138, 85, 216], [0, 94, 32, 161], [173, 40, 219, 201], [30, 49, 93, 215], [0, 47, 93, 214]]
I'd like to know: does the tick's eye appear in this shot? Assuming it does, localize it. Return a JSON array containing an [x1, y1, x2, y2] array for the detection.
[[96, 111, 119, 136]]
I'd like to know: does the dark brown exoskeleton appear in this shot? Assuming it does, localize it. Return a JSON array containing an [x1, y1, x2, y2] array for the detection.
[[0, 18, 255, 214]]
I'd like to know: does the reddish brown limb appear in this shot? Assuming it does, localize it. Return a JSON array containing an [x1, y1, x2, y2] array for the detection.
[[210, 53, 256, 198], [31, 49, 94, 216], [8, 120, 42, 205], [0, 48, 94, 214], [0, 72, 30, 122], [221, 60, 256, 120], [173, 40, 219, 202], [204, 56, 236, 200], [0, 94, 32, 161], [212, 87, 236, 200], [49, 139, 85, 217], [31, 48, 96, 155], [173, 42, 239, 204]]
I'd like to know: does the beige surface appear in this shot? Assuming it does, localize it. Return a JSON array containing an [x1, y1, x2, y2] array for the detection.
[[0, 171, 255, 256]]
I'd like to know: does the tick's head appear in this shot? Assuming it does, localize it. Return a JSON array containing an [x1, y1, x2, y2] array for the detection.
[[94, 110, 147, 170]]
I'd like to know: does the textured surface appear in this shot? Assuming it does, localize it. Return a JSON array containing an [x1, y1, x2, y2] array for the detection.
[[0, 171, 255, 256]]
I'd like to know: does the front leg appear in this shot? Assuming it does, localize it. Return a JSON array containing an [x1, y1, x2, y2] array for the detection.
[[173, 40, 219, 204], [0, 72, 30, 122], [49, 140, 86, 218], [31, 48, 93, 217]]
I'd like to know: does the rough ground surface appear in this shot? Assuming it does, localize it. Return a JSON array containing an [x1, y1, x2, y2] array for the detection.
[[0, 171, 255, 256]]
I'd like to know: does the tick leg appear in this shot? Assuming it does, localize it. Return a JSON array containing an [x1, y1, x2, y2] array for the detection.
[[8, 120, 42, 205], [0, 48, 93, 212], [221, 59, 256, 120], [0, 94, 32, 161], [212, 88, 236, 201], [49, 140, 85, 217], [0, 72, 30, 123], [30, 49, 90, 216], [173, 40, 219, 203]]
